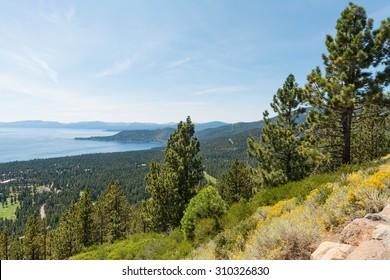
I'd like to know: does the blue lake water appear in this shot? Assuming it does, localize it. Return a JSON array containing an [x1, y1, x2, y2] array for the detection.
[[0, 128, 163, 163]]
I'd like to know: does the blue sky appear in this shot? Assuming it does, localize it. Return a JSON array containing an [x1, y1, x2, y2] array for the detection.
[[0, 0, 389, 124]]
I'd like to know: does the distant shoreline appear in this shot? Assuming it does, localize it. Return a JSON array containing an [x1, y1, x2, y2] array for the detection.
[[0, 127, 165, 164]]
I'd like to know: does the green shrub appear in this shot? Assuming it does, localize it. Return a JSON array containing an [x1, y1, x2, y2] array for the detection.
[[193, 218, 217, 247], [241, 205, 322, 260], [72, 230, 193, 260], [250, 172, 340, 207], [221, 200, 256, 230], [314, 185, 334, 205], [214, 213, 259, 260], [181, 186, 227, 240]]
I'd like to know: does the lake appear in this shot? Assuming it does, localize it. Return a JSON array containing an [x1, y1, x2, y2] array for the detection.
[[0, 128, 164, 163]]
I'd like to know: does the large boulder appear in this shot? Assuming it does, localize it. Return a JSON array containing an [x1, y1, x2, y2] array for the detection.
[[311, 242, 355, 260], [364, 213, 390, 222], [372, 224, 390, 247], [312, 204, 390, 260], [339, 218, 379, 246], [380, 204, 390, 215], [346, 240, 390, 260]]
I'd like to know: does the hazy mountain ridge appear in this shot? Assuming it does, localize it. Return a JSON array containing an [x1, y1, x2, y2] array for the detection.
[[0, 120, 227, 131], [74, 120, 266, 143], [75, 128, 176, 143], [72, 110, 311, 144]]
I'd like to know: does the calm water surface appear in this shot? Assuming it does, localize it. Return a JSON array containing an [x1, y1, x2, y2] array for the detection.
[[0, 128, 163, 163]]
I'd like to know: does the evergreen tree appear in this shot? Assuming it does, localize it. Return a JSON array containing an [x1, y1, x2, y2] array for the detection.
[[0, 227, 9, 260], [374, 18, 390, 86], [94, 181, 130, 243], [248, 74, 309, 187], [145, 116, 204, 232], [353, 103, 390, 162], [8, 237, 24, 260], [45, 230, 55, 260], [305, 3, 390, 166], [23, 213, 43, 260], [216, 160, 254, 205], [76, 187, 94, 247], [53, 204, 82, 259], [42, 218, 47, 260]]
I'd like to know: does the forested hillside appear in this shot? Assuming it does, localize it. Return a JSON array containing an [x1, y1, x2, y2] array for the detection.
[[75, 128, 175, 142], [0, 2, 389, 260]]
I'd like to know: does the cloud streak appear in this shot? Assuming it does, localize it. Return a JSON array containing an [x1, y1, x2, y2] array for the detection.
[[29, 53, 58, 82], [0, 74, 72, 101], [168, 57, 192, 69], [195, 86, 248, 96], [96, 58, 132, 78], [0, 48, 58, 82]]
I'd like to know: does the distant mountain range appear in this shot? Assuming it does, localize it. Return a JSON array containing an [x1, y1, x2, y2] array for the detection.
[[75, 120, 270, 143], [0, 120, 227, 131], [74, 109, 310, 143], [2, 109, 310, 145], [74, 120, 266, 143], [75, 128, 176, 143]]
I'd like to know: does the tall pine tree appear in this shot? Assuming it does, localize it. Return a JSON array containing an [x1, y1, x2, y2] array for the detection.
[[94, 180, 130, 243], [353, 103, 390, 162], [305, 3, 390, 166], [248, 74, 309, 187], [76, 187, 94, 247], [216, 160, 254, 205], [145, 116, 204, 232], [0, 227, 9, 260], [53, 204, 82, 259], [23, 213, 43, 260]]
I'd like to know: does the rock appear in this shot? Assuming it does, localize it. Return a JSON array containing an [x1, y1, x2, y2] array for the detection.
[[364, 213, 390, 222], [312, 204, 390, 260], [372, 224, 390, 241], [311, 242, 355, 260], [381, 204, 390, 215], [339, 218, 379, 246], [346, 240, 390, 260], [372, 224, 390, 240]]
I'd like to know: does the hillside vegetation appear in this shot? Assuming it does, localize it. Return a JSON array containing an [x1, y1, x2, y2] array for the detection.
[[75, 128, 175, 143], [72, 156, 390, 260]]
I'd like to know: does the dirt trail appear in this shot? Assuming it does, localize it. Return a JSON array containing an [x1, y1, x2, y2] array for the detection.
[[40, 204, 46, 219]]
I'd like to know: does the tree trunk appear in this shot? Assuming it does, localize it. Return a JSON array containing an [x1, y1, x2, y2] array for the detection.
[[342, 108, 353, 164]]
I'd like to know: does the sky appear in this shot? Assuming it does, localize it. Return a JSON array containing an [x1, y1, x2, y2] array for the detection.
[[0, 0, 389, 124]]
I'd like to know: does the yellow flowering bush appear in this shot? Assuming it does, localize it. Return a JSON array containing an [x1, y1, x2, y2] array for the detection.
[[306, 183, 334, 207], [240, 204, 322, 260], [345, 171, 364, 187], [361, 170, 390, 189], [264, 198, 299, 221], [214, 159, 390, 260]]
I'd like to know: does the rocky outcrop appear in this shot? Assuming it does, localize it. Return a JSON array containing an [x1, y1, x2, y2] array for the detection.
[[311, 242, 355, 260], [339, 218, 379, 246], [312, 204, 390, 260]]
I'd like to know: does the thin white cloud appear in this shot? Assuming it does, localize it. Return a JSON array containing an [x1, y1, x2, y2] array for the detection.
[[168, 57, 192, 69], [66, 7, 75, 21], [45, 6, 75, 23], [0, 48, 39, 74], [29, 53, 58, 82], [96, 58, 132, 78], [157, 101, 204, 107], [144, 59, 162, 70], [0, 74, 72, 101], [195, 87, 248, 96], [0, 47, 58, 82]]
